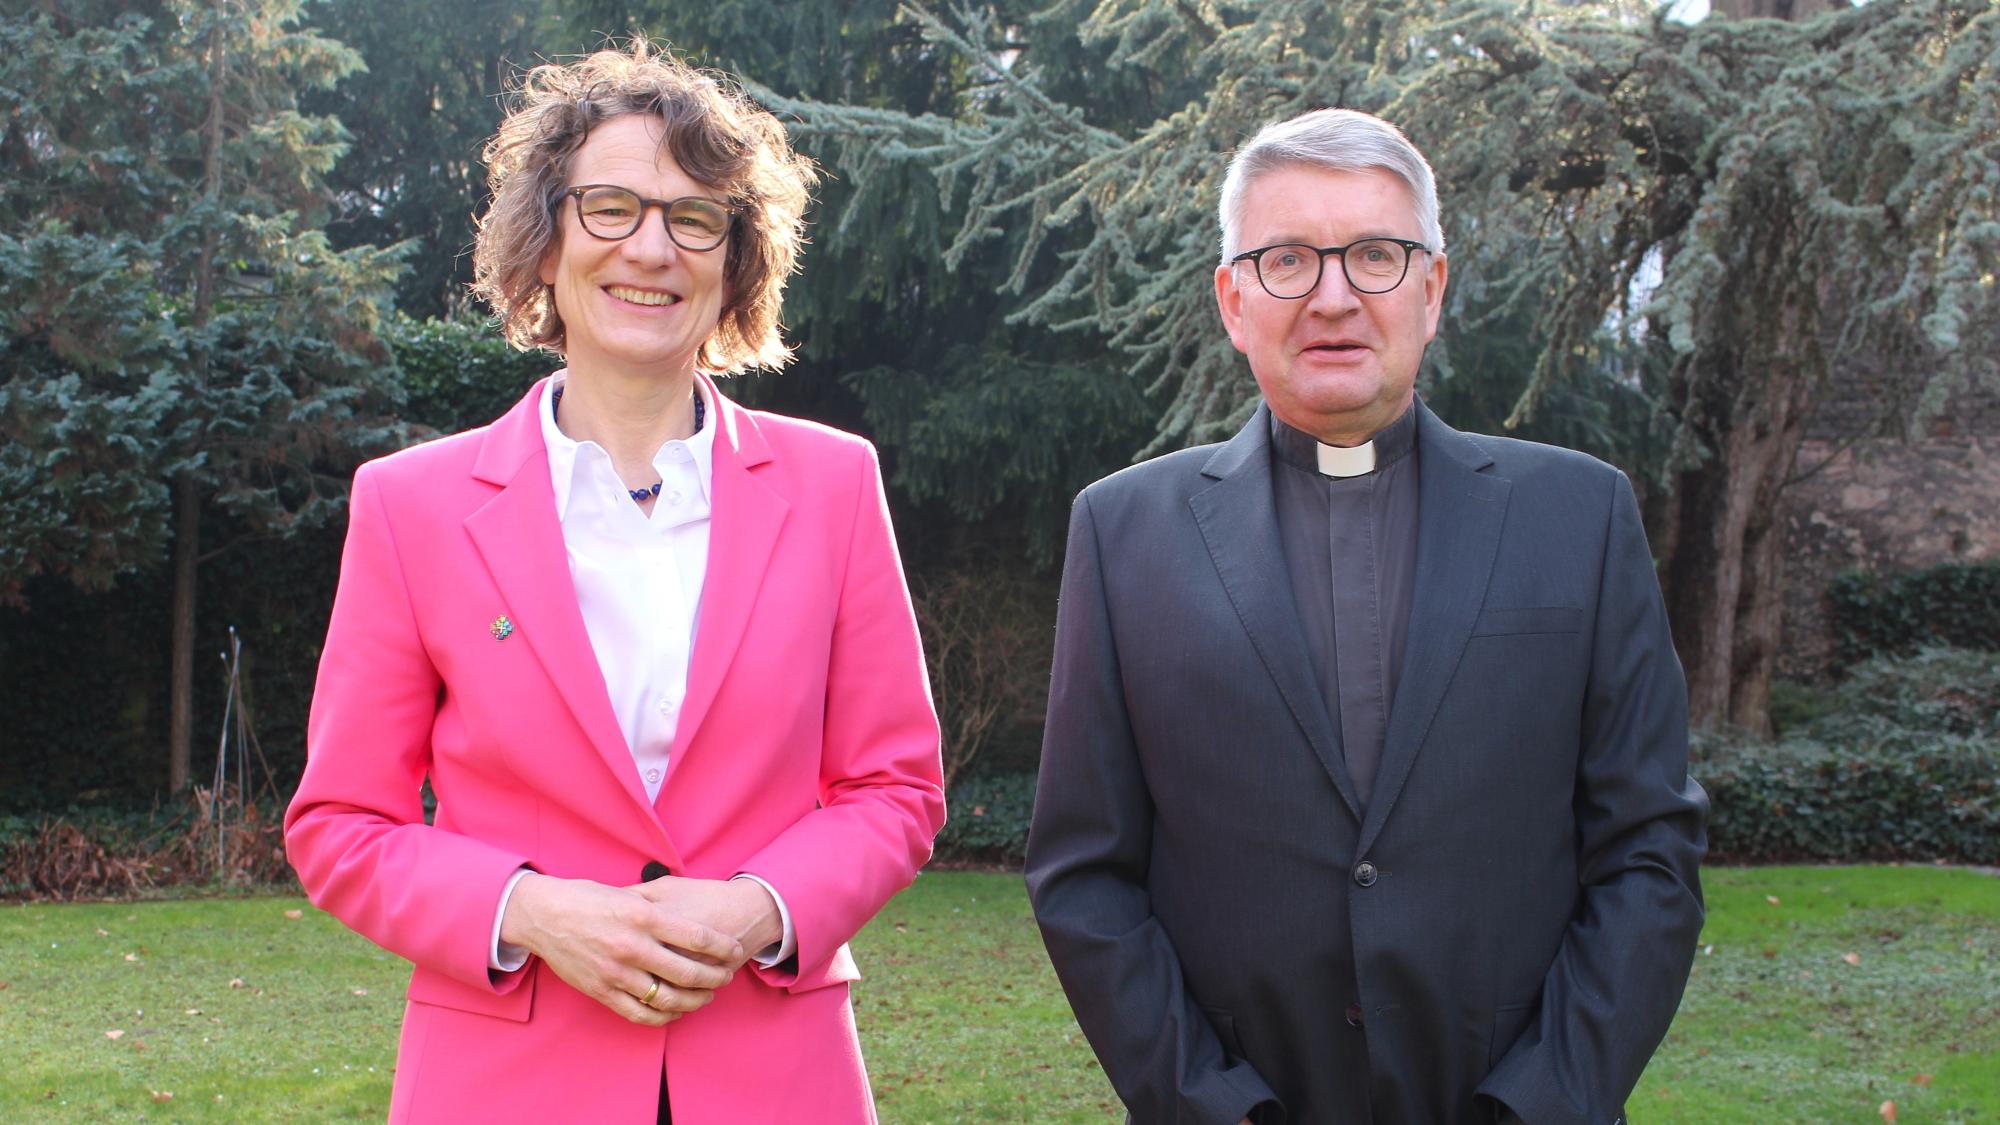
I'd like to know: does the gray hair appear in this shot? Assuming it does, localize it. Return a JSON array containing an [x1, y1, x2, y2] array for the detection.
[[1217, 108, 1445, 262]]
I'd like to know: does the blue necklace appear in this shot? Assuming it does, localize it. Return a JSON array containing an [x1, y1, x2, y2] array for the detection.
[[551, 384, 706, 504]]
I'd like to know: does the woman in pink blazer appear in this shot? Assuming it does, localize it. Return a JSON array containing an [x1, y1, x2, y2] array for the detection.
[[284, 43, 945, 1124]]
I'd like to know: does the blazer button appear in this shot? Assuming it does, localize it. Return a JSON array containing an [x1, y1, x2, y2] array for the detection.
[[640, 861, 672, 882], [1353, 861, 1378, 887], [1345, 1002, 1363, 1027]]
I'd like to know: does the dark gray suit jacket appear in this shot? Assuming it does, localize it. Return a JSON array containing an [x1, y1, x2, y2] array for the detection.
[[1025, 400, 1706, 1125]]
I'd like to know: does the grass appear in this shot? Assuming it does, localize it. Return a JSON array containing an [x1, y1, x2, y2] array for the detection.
[[0, 867, 1993, 1123], [1638, 866, 2000, 1124]]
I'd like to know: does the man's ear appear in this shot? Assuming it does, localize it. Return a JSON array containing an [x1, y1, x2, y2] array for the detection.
[[1421, 251, 1449, 344], [1215, 262, 1250, 356]]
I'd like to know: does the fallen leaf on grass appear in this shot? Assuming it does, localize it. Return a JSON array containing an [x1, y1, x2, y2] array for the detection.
[[0, 981, 9, 990], [228, 978, 244, 988], [150, 1091, 173, 1103], [351, 988, 369, 996], [124, 953, 140, 962], [1912, 1074, 1933, 1087], [1842, 952, 1862, 966], [105, 1030, 124, 1040], [1880, 1100, 1897, 1122], [184, 1009, 202, 1015], [96, 928, 109, 937], [283, 909, 303, 920], [1766, 895, 1781, 906]]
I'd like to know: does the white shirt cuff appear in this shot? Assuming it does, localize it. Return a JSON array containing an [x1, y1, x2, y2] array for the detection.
[[731, 873, 796, 965], [490, 867, 532, 972]]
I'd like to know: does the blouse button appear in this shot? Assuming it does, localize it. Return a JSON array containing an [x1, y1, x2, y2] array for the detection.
[[645, 768, 661, 785]]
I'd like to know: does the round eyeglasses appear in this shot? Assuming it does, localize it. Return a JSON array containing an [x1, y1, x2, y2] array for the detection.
[[1230, 238, 1430, 299], [563, 185, 735, 251]]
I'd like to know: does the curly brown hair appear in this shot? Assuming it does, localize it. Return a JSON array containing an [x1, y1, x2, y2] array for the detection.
[[470, 41, 817, 373]]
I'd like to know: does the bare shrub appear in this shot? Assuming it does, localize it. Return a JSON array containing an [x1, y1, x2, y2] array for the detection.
[[910, 565, 1054, 788], [0, 786, 292, 901], [4, 820, 149, 899]]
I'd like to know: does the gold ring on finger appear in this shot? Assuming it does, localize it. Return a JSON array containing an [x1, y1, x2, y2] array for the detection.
[[639, 977, 662, 1009]]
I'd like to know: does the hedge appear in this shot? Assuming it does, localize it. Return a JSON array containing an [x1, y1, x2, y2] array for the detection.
[[1694, 733, 2000, 864], [932, 771, 1037, 867], [1829, 562, 2000, 667]]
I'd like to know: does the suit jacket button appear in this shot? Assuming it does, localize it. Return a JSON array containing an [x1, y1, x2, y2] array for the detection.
[[1353, 861, 1378, 887], [641, 861, 672, 882], [1345, 1002, 1363, 1027]]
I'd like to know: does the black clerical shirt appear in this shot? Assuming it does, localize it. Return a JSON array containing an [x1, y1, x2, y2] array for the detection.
[[1269, 401, 1420, 807]]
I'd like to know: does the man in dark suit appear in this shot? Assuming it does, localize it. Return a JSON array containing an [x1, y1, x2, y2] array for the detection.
[[1025, 108, 1707, 1125]]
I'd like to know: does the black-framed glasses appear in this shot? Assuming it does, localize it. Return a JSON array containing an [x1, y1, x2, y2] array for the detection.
[[563, 184, 735, 251], [1230, 238, 1430, 299]]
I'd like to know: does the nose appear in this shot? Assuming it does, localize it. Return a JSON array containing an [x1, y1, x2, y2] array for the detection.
[[1305, 254, 1364, 314], [618, 205, 681, 266]]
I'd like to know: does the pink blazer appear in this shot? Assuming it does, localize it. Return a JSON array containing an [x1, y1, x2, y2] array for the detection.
[[285, 376, 946, 1123]]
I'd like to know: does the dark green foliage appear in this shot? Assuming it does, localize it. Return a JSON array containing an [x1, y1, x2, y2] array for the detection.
[[387, 314, 554, 435], [1828, 564, 2000, 668], [1766, 679, 1840, 739], [932, 771, 1037, 866], [1817, 647, 2000, 740], [1695, 734, 1999, 865], [298, 0, 553, 316], [0, 315, 540, 812], [1703, 648, 2000, 863], [849, 348, 1150, 563], [1, 0, 412, 791], [0, 521, 344, 812]]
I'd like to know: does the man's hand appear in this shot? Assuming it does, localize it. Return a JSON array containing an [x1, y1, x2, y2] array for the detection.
[[499, 874, 741, 1026], [628, 874, 785, 971]]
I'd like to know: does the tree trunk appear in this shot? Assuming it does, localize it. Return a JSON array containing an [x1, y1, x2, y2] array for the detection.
[[167, 0, 228, 792], [168, 471, 199, 792], [1660, 355, 1813, 735]]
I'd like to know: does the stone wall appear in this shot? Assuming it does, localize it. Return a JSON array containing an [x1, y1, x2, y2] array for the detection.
[[1779, 435, 2000, 680]]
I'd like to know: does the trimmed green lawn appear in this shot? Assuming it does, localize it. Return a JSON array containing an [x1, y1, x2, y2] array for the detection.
[[1640, 867, 2000, 1124], [0, 867, 1993, 1122]]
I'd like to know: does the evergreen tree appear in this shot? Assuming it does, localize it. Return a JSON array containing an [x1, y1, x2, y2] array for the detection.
[[0, 0, 405, 791], [298, 0, 552, 316], [776, 0, 2000, 730]]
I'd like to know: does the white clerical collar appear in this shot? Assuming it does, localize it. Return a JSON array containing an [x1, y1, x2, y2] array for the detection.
[[1316, 440, 1377, 478]]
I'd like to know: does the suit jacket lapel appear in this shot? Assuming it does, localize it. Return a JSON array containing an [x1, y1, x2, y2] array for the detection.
[[464, 379, 678, 858], [1190, 406, 1363, 823], [1359, 400, 1510, 854], [663, 375, 789, 792]]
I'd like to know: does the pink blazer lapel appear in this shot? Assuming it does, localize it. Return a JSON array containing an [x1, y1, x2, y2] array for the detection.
[[462, 379, 682, 863], [665, 374, 789, 791]]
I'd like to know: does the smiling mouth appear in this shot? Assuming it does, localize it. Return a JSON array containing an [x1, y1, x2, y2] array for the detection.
[[606, 285, 680, 307]]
